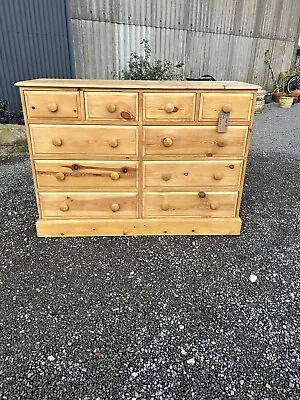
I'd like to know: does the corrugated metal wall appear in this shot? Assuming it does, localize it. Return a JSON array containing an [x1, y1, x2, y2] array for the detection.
[[0, 0, 74, 112], [70, 0, 300, 88]]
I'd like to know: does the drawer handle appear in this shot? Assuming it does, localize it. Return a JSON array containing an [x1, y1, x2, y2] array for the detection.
[[108, 138, 119, 148], [165, 103, 176, 113], [120, 111, 132, 120], [111, 203, 120, 212], [213, 172, 223, 181], [55, 172, 65, 181], [110, 172, 120, 181], [198, 191, 206, 198], [222, 104, 232, 113], [52, 138, 62, 147], [161, 203, 170, 211], [48, 103, 58, 112], [210, 202, 220, 210], [60, 203, 69, 212], [107, 104, 117, 113], [163, 137, 173, 147], [217, 139, 227, 147], [162, 173, 172, 181]]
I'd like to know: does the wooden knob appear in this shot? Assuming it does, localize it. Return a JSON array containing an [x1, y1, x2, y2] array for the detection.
[[111, 203, 120, 212], [55, 172, 65, 181], [59, 203, 69, 212], [107, 104, 117, 113], [108, 138, 119, 148], [163, 137, 173, 147], [210, 202, 220, 210], [162, 173, 172, 181], [222, 104, 232, 113], [110, 172, 120, 181], [120, 111, 132, 120], [48, 103, 58, 112], [52, 138, 62, 147], [161, 203, 170, 211], [217, 139, 227, 147], [213, 172, 223, 180], [198, 192, 206, 198], [165, 103, 175, 113]]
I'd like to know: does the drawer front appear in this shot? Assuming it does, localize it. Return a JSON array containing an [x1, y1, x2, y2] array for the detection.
[[25, 91, 80, 119], [144, 126, 248, 156], [199, 93, 253, 121], [84, 92, 138, 121], [144, 192, 238, 217], [35, 161, 137, 188], [40, 192, 138, 218], [143, 93, 196, 121], [30, 125, 137, 156], [144, 161, 243, 188]]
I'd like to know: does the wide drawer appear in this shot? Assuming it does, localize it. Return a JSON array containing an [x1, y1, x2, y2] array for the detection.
[[84, 91, 138, 121], [199, 92, 253, 121], [144, 192, 238, 217], [35, 161, 137, 188], [144, 161, 243, 187], [40, 192, 138, 218], [143, 126, 248, 156], [143, 92, 196, 121], [24, 90, 80, 119], [30, 125, 137, 155]]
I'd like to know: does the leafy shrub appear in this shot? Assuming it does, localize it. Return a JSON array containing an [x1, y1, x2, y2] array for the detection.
[[120, 40, 184, 80]]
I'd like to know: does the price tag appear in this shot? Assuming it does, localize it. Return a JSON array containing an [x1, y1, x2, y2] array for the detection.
[[217, 111, 229, 133]]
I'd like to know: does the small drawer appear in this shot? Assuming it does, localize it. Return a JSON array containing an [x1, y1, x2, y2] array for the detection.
[[199, 92, 253, 121], [144, 161, 243, 188], [40, 192, 138, 218], [35, 160, 137, 188], [143, 92, 196, 121], [144, 192, 238, 217], [84, 91, 138, 121], [30, 125, 137, 156], [144, 126, 248, 156], [24, 90, 80, 119]]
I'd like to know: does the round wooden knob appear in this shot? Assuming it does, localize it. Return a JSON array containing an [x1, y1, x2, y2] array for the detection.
[[48, 103, 58, 112], [110, 172, 120, 181], [55, 172, 65, 181], [52, 138, 62, 147], [108, 138, 119, 148], [210, 202, 220, 210], [162, 173, 172, 181], [161, 203, 170, 211], [222, 104, 232, 113], [217, 139, 227, 147], [198, 192, 206, 198], [120, 111, 132, 120], [165, 103, 175, 113], [213, 172, 223, 180], [107, 104, 117, 113], [59, 203, 69, 212], [163, 137, 173, 147], [111, 203, 120, 212]]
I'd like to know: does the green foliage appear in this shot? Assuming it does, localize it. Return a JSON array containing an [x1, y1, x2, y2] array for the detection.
[[120, 40, 184, 81]]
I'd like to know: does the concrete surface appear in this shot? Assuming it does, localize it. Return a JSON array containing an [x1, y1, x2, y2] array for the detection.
[[0, 103, 299, 399], [0, 124, 25, 145]]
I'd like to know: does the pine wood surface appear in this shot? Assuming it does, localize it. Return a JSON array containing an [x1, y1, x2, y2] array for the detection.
[[17, 79, 258, 237]]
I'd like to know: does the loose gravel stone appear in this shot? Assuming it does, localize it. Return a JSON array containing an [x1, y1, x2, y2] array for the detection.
[[0, 103, 299, 399]]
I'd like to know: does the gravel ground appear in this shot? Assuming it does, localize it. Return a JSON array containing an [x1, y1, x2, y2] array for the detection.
[[0, 104, 299, 400]]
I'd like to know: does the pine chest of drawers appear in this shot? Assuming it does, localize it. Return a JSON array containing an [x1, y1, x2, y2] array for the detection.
[[15, 79, 258, 237]]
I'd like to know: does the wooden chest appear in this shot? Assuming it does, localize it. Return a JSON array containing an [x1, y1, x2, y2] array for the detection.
[[15, 79, 258, 237]]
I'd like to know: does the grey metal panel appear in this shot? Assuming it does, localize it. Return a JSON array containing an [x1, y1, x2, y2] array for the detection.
[[0, 0, 74, 112], [71, 0, 300, 89]]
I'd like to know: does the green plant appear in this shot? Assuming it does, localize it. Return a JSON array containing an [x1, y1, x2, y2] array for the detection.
[[120, 40, 184, 80]]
